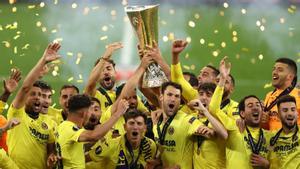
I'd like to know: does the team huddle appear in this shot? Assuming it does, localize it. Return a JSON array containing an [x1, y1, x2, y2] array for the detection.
[[0, 39, 299, 169]]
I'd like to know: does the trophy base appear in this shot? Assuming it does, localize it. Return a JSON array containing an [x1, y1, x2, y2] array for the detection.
[[142, 63, 168, 88]]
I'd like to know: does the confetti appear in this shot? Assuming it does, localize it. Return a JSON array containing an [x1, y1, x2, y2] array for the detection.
[[67, 52, 73, 56], [223, 2, 229, 8], [51, 29, 57, 33], [102, 25, 108, 31], [232, 31, 237, 36], [100, 36, 108, 41], [40, 2, 45, 8], [188, 21, 195, 28], [79, 74, 82, 79], [190, 65, 195, 70], [200, 38, 205, 44], [68, 77, 74, 82], [22, 44, 30, 49], [111, 10, 117, 16], [169, 9, 175, 15], [250, 58, 256, 64], [208, 43, 215, 47], [214, 30, 219, 34], [161, 20, 167, 25], [9, 0, 16, 4], [77, 79, 83, 83], [42, 27, 47, 32], [256, 20, 261, 27], [76, 57, 81, 64], [2, 41, 10, 48], [185, 53, 189, 59], [221, 42, 226, 48], [52, 71, 58, 76], [232, 37, 238, 42], [83, 7, 90, 15], [194, 13, 200, 19], [72, 3, 77, 9], [279, 18, 285, 24], [14, 46, 17, 54], [168, 32, 175, 41], [122, 0, 128, 6], [186, 37, 191, 43], [10, 60, 13, 65], [92, 6, 99, 10], [12, 7, 17, 12], [264, 83, 272, 89], [212, 51, 219, 57], [162, 36, 168, 42], [260, 25, 265, 31], [219, 11, 225, 16], [0, 25, 3, 31], [13, 35, 20, 40], [183, 65, 190, 70], [54, 0, 58, 5], [241, 8, 246, 14], [258, 54, 263, 60], [28, 5, 36, 9]]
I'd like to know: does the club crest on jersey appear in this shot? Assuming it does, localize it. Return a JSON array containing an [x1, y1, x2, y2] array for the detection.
[[41, 122, 48, 130], [95, 146, 102, 155], [189, 117, 196, 124], [168, 126, 175, 135]]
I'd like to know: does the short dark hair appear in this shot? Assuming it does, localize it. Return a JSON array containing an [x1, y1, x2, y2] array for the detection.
[[206, 65, 220, 77], [33, 80, 52, 91], [238, 95, 261, 112], [60, 84, 79, 95], [90, 97, 101, 107], [68, 94, 91, 113], [183, 72, 198, 87], [198, 82, 216, 93], [124, 109, 147, 124], [277, 95, 296, 109], [94, 58, 116, 68], [276, 58, 297, 87], [161, 81, 182, 94]]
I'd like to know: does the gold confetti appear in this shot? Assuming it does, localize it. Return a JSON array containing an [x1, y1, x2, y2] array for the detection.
[[185, 53, 189, 59], [72, 3, 77, 9], [219, 11, 225, 16], [12, 7, 17, 12], [79, 74, 82, 79], [92, 6, 99, 10], [168, 32, 175, 41], [13, 35, 20, 40], [223, 2, 229, 8], [183, 65, 190, 70], [76, 57, 81, 64], [188, 21, 195, 28], [9, 0, 16, 4], [28, 5, 36, 9], [67, 52, 73, 56], [51, 29, 57, 33], [258, 54, 263, 60], [77, 79, 83, 83], [241, 8, 246, 14], [214, 30, 219, 34], [169, 9, 175, 15], [83, 7, 90, 15], [68, 77, 74, 82], [212, 51, 219, 57], [52, 71, 58, 76], [256, 20, 261, 26], [102, 25, 108, 31], [162, 36, 168, 42], [53, 38, 63, 42], [291, 5, 297, 10], [161, 20, 167, 25], [232, 31, 237, 36], [122, 0, 128, 6], [251, 58, 256, 64], [100, 36, 108, 41], [208, 43, 215, 47], [260, 25, 265, 31], [241, 48, 249, 52], [14, 46, 17, 54], [264, 82, 272, 89], [279, 18, 285, 24], [10, 60, 13, 65], [232, 37, 238, 42], [200, 38, 205, 44], [221, 42, 226, 48], [190, 65, 195, 70], [2, 41, 10, 48], [186, 37, 191, 43], [194, 13, 200, 19], [17, 31, 21, 34], [42, 27, 47, 32], [54, 0, 58, 5], [22, 44, 30, 49], [54, 66, 59, 71], [40, 2, 45, 8], [236, 54, 240, 59], [0, 25, 3, 31]]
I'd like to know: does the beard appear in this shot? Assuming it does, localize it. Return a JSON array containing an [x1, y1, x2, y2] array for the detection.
[[100, 78, 115, 90], [282, 120, 297, 130]]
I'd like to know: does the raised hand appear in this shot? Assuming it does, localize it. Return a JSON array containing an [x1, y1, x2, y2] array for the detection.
[[172, 40, 188, 56], [188, 99, 207, 113], [43, 43, 61, 63], [4, 68, 21, 94], [103, 42, 123, 59], [115, 99, 129, 117], [144, 41, 163, 62], [140, 55, 153, 70], [219, 56, 231, 79], [4, 118, 20, 131]]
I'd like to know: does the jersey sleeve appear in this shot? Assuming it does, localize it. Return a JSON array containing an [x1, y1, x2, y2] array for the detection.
[[48, 121, 57, 143], [89, 138, 115, 162], [185, 115, 203, 136], [100, 106, 112, 124], [7, 104, 24, 120], [171, 63, 198, 101], [70, 128, 85, 142], [0, 101, 6, 115]]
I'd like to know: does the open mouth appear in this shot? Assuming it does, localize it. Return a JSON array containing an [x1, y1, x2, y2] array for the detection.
[[132, 131, 138, 136], [272, 75, 279, 81], [34, 102, 41, 109], [104, 77, 111, 82], [252, 112, 259, 118], [90, 117, 97, 123], [168, 103, 175, 109], [287, 117, 295, 122]]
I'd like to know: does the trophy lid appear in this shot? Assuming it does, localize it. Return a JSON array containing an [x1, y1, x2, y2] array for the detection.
[[124, 4, 159, 12]]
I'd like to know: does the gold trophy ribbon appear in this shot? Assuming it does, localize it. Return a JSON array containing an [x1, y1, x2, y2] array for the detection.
[[125, 5, 168, 88]]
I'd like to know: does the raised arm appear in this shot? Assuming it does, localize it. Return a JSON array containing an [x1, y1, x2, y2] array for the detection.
[[188, 99, 228, 139], [171, 40, 198, 101], [84, 42, 123, 96], [0, 69, 21, 103], [111, 55, 152, 114], [78, 99, 129, 142], [12, 43, 61, 109]]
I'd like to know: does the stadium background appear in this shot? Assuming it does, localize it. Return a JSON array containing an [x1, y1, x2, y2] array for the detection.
[[0, 0, 300, 109]]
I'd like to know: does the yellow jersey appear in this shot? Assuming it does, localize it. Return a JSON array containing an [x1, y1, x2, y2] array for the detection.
[[47, 106, 63, 125], [192, 114, 226, 169], [56, 121, 86, 169], [0, 148, 19, 169], [7, 105, 56, 169], [94, 89, 116, 114], [221, 99, 239, 120], [89, 135, 156, 169], [171, 63, 199, 101], [269, 127, 300, 169], [211, 86, 271, 169], [153, 111, 202, 169], [0, 100, 6, 114], [264, 88, 300, 131]]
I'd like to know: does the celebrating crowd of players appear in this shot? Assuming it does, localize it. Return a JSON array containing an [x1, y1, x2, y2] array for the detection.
[[0, 39, 299, 169]]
